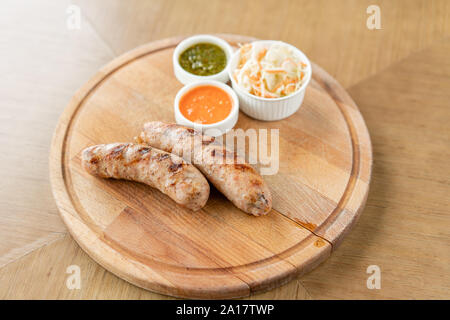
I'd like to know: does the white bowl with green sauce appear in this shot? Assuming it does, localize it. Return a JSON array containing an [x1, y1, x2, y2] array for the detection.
[[173, 35, 233, 85]]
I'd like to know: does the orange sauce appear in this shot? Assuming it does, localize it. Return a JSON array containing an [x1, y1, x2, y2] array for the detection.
[[179, 85, 232, 124]]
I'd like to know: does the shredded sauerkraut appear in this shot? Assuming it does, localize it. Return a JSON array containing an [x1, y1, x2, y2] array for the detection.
[[233, 42, 307, 98]]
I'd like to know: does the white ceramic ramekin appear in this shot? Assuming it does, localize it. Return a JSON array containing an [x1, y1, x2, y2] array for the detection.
[[173, 35, 234, 85], [174, 80, 239, 137], [228, 40, 312, 121]]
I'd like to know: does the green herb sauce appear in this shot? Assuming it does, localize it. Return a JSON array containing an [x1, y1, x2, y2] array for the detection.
[[179, 43, 227, 76]]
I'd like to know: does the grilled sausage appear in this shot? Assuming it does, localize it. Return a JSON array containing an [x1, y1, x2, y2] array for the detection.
[[136, 122, 272, 216], [81, 143, 210, 211]]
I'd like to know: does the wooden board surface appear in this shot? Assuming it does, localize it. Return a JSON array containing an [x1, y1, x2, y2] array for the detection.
[[49, 35, 372, 299]]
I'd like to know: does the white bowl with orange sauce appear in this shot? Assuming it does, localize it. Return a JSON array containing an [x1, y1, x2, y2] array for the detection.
[[174, 80, 239, 137]]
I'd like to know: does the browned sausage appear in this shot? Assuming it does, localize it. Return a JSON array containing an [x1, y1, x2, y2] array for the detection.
[[81, 143, 210, 211], [136, 122, 272, 216]]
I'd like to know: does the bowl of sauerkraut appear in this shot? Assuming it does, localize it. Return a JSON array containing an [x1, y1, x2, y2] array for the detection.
[[228, 40, 311, 121]]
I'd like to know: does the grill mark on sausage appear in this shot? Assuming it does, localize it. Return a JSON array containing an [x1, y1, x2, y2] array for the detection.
[[153, 153, 170, 161], [115, 144, 127, 155], [249, 193, 269, 208], [89, 157, 99, 164], [258, 193, 268, 205], [125, 149, 151, 166], [138, 147, 151, 155], [168, 162, 184, 173], [234, 163, 255, 172], [82, 142, 210, 211], [105, 144, 128, 160]]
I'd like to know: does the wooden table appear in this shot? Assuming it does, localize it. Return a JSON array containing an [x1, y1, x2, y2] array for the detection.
[[0, 0, 449, 299]]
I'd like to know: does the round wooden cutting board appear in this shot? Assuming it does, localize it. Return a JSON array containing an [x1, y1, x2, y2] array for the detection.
[[50, 35, 372, 299]]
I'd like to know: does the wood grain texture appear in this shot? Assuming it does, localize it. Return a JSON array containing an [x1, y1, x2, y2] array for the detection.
[[48, 36, 371, 298], [0, 234, 311, 299], [0, 0, 114, 268], [74, 0, 450, 88], [1, 0, 449, 300], [300, 39, 450, 300]]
